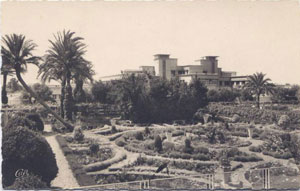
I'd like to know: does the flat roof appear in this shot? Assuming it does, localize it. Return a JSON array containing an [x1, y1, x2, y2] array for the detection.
[[153, 54, 170, 56]]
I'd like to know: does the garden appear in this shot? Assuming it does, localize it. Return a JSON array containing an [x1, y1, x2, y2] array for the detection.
[[1, 30, 300, 190]]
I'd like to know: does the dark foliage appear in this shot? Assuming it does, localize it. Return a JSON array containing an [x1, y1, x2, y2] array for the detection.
[[154, 135, 163, 152], [7, 173, 48, 189], [89, 143, 100, 156], [91, 80, 111, 103], [2, 126, 58, 187], [207, 88, 240, 102], [5, 113, 44, 132], [21, 83, 55, 104], [112, 75, 208, 123], [25, 113, 44, 131]]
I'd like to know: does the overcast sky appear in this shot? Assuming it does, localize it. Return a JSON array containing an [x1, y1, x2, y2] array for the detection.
[[1, 1, 300, 85]]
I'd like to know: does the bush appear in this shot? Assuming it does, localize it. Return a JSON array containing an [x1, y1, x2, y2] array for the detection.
[[115, 138, 127, 147], [135, 131, 144, 140], [8, 173, 48, 189], [2, 126, 58, 187], [25, 113, 44, 131], [111, 125, 117, 134], [52, 120, 74, 133], [194, 147, 209, 154], [233, 155, 263, 162], [192, 153, 210, 161], [154, 135, 162, 152], [249, 146, 262, 153], [183, 138, 194, 154], [232, 114, 240, 123], [231, 163, 243, 171], [89, 143, 100, 156], [145, 126, 151, 134], [278, 115, 290, 126], [5, 113, 44, 132], [73, 126, 84, 142], [172, 130, 184, 137]]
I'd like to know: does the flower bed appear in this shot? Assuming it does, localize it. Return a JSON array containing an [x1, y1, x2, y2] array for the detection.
[[130, 156, 218, 174], [208, 103, 300, 129], [56, 135, 97, 186]]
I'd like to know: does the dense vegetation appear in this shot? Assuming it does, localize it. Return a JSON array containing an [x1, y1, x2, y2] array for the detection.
[[2, 116, 58, 188], [91, 75, 208, 123], [21, 83, 55, 104]]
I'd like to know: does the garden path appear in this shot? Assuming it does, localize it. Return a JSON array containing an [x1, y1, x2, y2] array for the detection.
[[45, 135, 79, 189]]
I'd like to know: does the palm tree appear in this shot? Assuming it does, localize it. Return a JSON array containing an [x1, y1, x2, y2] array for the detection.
[[39, 30, 89, 120], [38, 57, 67, 118], [1, 34, 73, 129], [244, 72, 275, 108], [73, 59, 94, 103], [1, 57, 12, 104]]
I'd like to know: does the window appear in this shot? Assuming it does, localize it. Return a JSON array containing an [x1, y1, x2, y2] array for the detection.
[[171, 70, 176, 76]]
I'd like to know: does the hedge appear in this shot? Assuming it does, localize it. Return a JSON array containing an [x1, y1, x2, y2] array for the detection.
[[2, 126, 58, 187]]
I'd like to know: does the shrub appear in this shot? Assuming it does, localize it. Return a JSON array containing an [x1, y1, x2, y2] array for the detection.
[[135, 131, 144, 140], [2, 126, 58, 187], [25, 113, 44, 131], [172, 130, 184, 137], [111, 125, 117, 134], [73, 126, 84, 142], [8, 173, 48, 189], [89, 143, 100, 156], [278, 115, 290, 127], [231, 163, 243, 171], [5, 113, 44, 132], [183, 138, 194, 154], [233, 155, 262, 162], [249, 146, 262, 153], [52, 120, 74, 133], [194, 147, 209, 154], [227, 147, 240, 158], [192, 153, 210, 161], [232, 114, 240, 123], [115, 138, 127, 147], [144, 126, 151, 134], [154, 135, 162, 152]]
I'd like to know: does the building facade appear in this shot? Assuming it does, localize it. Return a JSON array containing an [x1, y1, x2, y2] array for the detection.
[[154, 54, 248, 89], [98, 54, 248, 89]]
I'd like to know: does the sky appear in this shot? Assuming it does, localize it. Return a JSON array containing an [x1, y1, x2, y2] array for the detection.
[[1, 0, 300, 85]]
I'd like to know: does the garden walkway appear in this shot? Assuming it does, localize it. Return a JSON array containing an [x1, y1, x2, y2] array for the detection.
[[44, 125, 79, 189]]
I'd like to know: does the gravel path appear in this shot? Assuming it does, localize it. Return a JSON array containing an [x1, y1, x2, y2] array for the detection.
[[45, 135, 79, 189]]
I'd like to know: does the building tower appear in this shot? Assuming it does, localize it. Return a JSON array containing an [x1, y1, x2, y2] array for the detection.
[[154, 54, 178, 80]]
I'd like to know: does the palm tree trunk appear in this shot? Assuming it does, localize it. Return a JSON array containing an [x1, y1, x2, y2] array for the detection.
[[2, 73, 8, 104], [60, 78, 66, 118], [16, 69, 73, 130], [256, 94, 260, 109], [64, 74, 73, 121]]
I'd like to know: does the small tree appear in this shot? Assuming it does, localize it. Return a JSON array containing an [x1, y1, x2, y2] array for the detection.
[[73, 126, 84, 142], [183, 138, 194, 154], [244, 72, 275, 108], [91, 80, 110, 103], [7, 78, 22, 92], [144, 126, 151, 135], [154, 135, 162, 152], [89, 143, 100, 156], [21, 83, 55, 104]]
